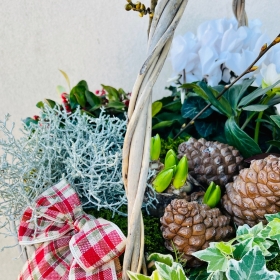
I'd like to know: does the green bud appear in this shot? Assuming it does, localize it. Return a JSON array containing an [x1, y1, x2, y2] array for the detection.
[[152, 168, 174, 193], [164, 149, 177, 169], [150, 134, 161, 161], [203, 182, 221, 208], [173, 156, 188, 189]]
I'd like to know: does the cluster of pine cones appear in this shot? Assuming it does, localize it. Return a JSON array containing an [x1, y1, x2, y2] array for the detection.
[[160, 137, 280, 266]]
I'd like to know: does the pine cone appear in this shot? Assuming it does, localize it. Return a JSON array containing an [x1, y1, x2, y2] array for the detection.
[[160, 199, 233, 267], [178, 137, 243, 188], [222, 155, 280, 227]]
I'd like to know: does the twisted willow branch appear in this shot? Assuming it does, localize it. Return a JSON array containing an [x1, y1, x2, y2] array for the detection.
[[122, 0, 189, 277]]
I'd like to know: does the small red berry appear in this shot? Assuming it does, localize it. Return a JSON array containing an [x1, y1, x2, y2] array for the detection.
[[33, 115, 40, 121]]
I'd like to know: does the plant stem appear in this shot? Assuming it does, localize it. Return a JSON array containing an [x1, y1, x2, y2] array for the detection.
[[254, 94, 274, 144], [254, 111, 264, 144], [241, 111, 257, 130], [174, 33, 280, 140]]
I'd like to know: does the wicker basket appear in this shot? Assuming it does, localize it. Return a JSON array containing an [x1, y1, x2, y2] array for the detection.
[[121, 0, 248, 278]]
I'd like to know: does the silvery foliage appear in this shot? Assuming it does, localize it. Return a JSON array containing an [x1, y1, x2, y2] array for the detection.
[[170, 18, 280, 87], [0, 106, 157, 240]]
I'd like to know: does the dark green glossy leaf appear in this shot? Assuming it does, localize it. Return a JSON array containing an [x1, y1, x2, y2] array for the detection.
[[181, 82, 232, 117], [162, 99, 181, 112], [239, 80, 280, 107], [181, 96, 213, 119], [22, 117, 38, 127], [268, 95, 280, 106], [70, 86, 86, 108], [242, 104, 269, 111], [44, 99, 57, 108], [225, 117, 262, 158], [106, 100, 125, 110], [102, 84, 119, 100], [77, 80, 88, 90], [266, 140, 280, 148], [152, 101, 163, 117], [85, 91, 101, 108], [152, 120, 175, 130], [271, 115, 280, 129], [36, 101, 44, 109], [195, 120, 215, 137]]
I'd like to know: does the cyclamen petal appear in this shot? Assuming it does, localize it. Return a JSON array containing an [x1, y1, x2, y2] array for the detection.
[[169, 18, 280, 87]]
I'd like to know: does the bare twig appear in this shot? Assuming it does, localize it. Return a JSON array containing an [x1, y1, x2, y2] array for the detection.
[[174, 34, 280, 139]]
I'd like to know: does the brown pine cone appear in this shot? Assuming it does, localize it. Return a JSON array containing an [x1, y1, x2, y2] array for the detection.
[[160, 199, 233, 267], [222, 155, 280, 227], [178, 137, 243, 189]]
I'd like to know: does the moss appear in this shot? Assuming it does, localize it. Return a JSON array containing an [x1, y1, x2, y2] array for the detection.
[[160, 136, 190, 160], [85, 206, 169, 255], [267, 255, 280, 272]]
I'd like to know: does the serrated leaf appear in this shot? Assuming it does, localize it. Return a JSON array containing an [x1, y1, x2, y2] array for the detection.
[[193, 246, 228, 272], [271, 115, 280, 129], [181, 96, 213, 119], [226, 247, 280, 280], [215, 242, 234, 255], [152, 102, 163, 117], [59, 69, 71, 90], [225, 117, 262, 158]]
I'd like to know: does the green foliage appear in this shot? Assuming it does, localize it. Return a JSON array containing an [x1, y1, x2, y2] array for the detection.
[[86, 207, 169, 256], [160, 136, 190, 160], [192, 213, 280, 279], [170, 79, 280, 157], [127, 253, 188, 280], [34, 80, 130, 122]]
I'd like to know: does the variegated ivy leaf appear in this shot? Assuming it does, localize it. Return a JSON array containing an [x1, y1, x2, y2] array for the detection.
[[267, 218, 280, 248], [232, 239, 253, 260], [235, 222, 274, 256], [226, 247, 280, 280], [147, 253, 173, 267], [126, 271, 151, 280], [207, 271, 227, 280], [215, 242, 235, 255], [265, 212, 280, 223], [192, 244, 228, 272], [155, 262, 187, 280]]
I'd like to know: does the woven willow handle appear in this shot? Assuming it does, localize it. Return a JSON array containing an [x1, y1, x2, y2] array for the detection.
[[122, 0, 189, 278], [232, 0, 248, 27]]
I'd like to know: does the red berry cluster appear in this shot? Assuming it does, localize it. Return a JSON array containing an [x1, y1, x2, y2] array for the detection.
[[61, 93, 71, 113]]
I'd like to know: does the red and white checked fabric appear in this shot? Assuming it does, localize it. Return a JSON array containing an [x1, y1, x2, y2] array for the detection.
[[18, 179, 126, 280]]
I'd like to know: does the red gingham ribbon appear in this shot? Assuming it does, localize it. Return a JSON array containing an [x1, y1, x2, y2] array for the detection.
[[18, 179, 126, 280]]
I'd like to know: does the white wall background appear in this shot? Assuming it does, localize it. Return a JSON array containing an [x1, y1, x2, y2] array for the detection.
[[0, 0, 279, 278]]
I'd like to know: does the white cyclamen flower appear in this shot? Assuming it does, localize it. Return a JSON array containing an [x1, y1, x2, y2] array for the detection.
[[170, 18, 278, 87]]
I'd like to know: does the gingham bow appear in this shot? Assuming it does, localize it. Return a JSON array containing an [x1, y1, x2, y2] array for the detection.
[[18, 179, 126, 280]]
